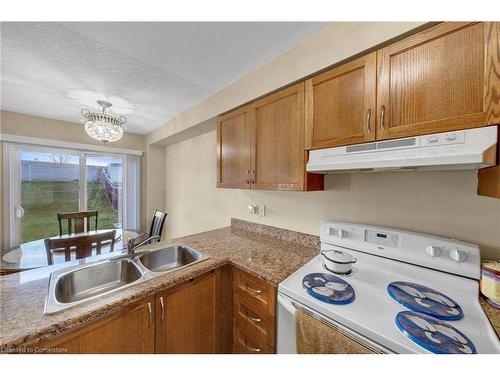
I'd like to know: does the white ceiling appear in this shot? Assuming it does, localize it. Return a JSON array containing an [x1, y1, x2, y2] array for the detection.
[[0, 22, 327, 134]]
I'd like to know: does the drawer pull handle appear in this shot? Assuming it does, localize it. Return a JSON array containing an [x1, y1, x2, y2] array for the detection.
[[244, 339, 261, 353], [245, 311, 262, 323], [245, 284, 262, 294]]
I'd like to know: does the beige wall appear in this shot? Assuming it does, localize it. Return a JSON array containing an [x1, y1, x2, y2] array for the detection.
[[1, 110, 145, 150], [145, 144, 166, 233], [165, 130, 500, 260], [0, 110, 148, 246], [0, 141, 3, 248], [160, 21, 499, 261], [147, 22, 426, 146]]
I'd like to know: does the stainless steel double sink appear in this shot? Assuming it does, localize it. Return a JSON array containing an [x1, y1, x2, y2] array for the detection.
[[44, 245, 205, 314]]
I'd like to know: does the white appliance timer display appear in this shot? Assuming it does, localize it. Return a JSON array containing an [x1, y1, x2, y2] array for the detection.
[[365, 229, 400, 248]]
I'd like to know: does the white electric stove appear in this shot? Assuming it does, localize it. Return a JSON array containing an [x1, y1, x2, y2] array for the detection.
[[277, 221, 500, 354]]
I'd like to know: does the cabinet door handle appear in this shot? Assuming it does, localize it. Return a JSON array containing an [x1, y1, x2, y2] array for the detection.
[[244, 339, 261, 353], [365, 108, 372, 134], [245, 283, 262, 294], [251, 169, 255, 183], [160, 296, 165, 321], [245, 170, 250, 184], [147, 302, 153, 328], [380, 105, 386, 131]]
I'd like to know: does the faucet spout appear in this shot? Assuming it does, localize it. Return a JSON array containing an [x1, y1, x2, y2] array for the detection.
[[127, 235, 161, 255]]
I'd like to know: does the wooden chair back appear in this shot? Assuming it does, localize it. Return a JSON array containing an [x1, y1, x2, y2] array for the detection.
[[57, 210, 98, 235], [149, 209, 167, 243], [44, 229, 116, 265]]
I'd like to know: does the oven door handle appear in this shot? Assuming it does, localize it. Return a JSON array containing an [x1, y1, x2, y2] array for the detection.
[[277, 294, 297, 316]]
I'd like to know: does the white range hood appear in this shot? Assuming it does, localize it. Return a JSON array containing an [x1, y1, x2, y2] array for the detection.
[[307, 126, 498, 174]]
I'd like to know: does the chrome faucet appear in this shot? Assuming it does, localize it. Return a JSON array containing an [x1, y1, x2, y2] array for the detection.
[[127, 235, 161, 255]]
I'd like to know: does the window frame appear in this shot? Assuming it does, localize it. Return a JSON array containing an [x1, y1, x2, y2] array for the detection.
[[3, 141, 140, 248]]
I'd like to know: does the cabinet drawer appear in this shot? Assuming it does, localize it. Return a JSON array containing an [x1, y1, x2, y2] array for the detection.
[[234, 292, 275, 348], [234, 268, 276, 315], [233, 320, 274, 354]]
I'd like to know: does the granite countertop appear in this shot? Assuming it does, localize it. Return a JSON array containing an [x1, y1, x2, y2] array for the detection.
[[0, 219, 318, 350], [1, 218, 498, 351], [479, 297, 500, 337]]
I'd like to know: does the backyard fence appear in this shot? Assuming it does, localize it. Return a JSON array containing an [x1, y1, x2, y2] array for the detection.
[[21, 160, 103, 182], [21, 160, 121, 210]]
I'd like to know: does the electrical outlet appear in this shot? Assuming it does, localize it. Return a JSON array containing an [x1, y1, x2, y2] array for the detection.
[[258, 204, 266, 217], [248, 204, 258, 215]]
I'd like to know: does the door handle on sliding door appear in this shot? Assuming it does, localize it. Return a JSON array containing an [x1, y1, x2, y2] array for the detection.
[[14, 206, 25, 219]]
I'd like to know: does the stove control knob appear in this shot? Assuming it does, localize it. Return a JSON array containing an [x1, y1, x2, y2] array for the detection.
[[426, 245, 442, 257], [449, 249, 467, 262], [445, 133, 457, 142], [328, 228, 346, 238]]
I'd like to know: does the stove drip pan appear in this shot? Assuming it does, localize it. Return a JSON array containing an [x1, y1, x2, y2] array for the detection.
[[302, 273, 355, 304], [395, 311, 476, 354], [388, 281, 463, 320]]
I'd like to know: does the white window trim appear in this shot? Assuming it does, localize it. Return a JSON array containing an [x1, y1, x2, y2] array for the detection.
[[3, 143, 18, 247], [0, 133, 143, 156], [3, 141, 141, 248]]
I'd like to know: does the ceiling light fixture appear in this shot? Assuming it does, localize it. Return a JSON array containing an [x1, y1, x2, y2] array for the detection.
[[81, 100, 127, 143]]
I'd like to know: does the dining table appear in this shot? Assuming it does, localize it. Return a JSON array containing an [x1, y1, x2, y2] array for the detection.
[[0, 229, 140, 274]]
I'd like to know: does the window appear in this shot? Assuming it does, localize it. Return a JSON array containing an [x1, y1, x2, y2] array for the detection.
[[86, 154, 123, 232], [3, 143, 141, 246], [20, 149, 81, 243]]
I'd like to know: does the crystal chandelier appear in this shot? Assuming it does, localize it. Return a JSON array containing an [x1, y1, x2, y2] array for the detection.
[[81, 100, 127, 143]]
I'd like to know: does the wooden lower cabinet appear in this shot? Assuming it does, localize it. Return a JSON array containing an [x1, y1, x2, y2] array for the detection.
[[233, 319, 274, 354], [36, 267, 276, 354], [155, 269, 220, 354], [234, 292, 275, 348], [232, 268, 277, 354], [233, 267, 276, 315], [40, 297, 155, 354]]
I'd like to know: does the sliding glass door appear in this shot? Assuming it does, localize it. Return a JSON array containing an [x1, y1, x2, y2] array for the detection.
[[7, 144, 127, 245], [19, 149, 81, 243], [86, 154, 123, 230]]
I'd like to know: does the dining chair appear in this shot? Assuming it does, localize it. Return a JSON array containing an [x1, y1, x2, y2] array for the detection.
[[57, 210, 98, 236], [148, 209, 167, 244], [44, 229, 116, 265]]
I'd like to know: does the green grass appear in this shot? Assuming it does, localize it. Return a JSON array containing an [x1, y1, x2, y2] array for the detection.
[[21, 181, 119, 243]]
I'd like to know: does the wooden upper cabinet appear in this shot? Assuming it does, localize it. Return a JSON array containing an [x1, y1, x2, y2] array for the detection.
[[251, 83, 306, 190], [377, 22, 500, 140], [217, 86, 323, 191], [217, 105, 252, 189], [305, 52, 377, 149]]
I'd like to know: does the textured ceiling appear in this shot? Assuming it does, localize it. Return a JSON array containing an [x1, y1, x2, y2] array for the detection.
[[0, 22, 327, 134]]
